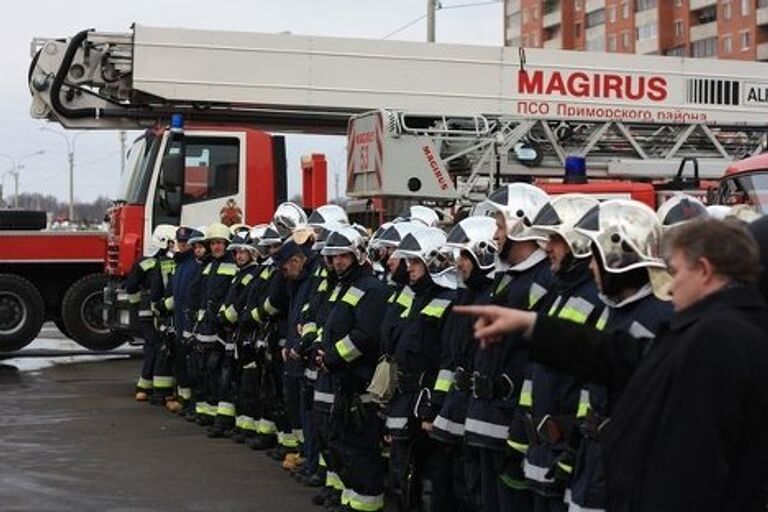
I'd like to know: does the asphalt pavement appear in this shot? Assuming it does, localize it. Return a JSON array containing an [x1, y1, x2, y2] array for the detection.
[[0, 355, 318, 511]]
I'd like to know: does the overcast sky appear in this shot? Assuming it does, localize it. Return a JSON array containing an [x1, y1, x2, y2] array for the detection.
[[1, 0, 503, 203]]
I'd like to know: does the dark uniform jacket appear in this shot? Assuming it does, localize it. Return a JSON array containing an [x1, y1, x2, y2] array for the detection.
[[529, 285, 768, 512], [190, 252, 238, 342]]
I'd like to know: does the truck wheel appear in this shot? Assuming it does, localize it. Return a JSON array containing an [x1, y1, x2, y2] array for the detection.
[[0, 210, 47, 231], [0, 274, 45, 352], [53, 318, 71, 339], [62, 273, 127, 351]]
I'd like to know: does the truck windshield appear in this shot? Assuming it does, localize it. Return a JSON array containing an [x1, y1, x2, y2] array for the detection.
[[116, 132, 160, 204], [716, 171, 768, 214]]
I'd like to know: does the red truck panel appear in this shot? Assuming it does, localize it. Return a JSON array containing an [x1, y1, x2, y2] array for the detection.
[[0, 231, 106, 263]]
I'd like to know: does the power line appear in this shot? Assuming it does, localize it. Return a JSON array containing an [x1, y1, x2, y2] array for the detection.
[[382, 13, 428, 39], [381, 0, 502, 40]]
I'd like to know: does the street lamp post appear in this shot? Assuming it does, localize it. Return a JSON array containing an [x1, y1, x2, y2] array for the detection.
[[40, 128, 86, 221], [0, 150, 46, 209]]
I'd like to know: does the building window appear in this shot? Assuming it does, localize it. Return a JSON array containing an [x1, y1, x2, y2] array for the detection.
[[698, 6, 717, 24], [741, 30, 751, 50], [723, 1, 732, 21], [723, 34, 733, 54], [742, 0, 751, 16], [608, 34, 617, 51], [636, 0, 657, 12], [586, 9, 606, 28], [636, 22, 658, 40], [608, 5, 616, 23], [666, 46, 686, 57], [575, 22, 582, 38], [622, 2, 630, 19], [622, 30, 631, 49], [691, 36, 717, 57], [674, 19, 684, 37]]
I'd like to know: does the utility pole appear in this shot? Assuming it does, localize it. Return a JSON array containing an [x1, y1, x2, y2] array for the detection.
[[334, 171, 340, 200], [119, 131, 127, 176], [40, 128, 85, 221], [0, 151, 44, 209], [427, 0, 437, 42]]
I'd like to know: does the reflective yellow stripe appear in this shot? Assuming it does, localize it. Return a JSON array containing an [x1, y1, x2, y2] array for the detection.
[[178, 387, 192, 400], [335, 335, 363, 362], [217, 401, 236, 417], [139, 258, 157, 271], [127, 292, 142, 304], [160, 259, 175, 275], [301, 322, 318, 337], [396, 288, 414, 308], [319, 454, 326, 468], [256, 419, 277, 435], [164, 296, 174, 312], [241, 274, 254, 286], [202, 263, 212, 275], [264, 297, 279, 315], [197, 309, 205, 321], [555, 297, 595, 325], [518, 379, 533, 407], [434, 369, 454, 392], [507, 439, 529, 454], [136, 377, 153, 390], [318, 279, 329, 292], [250, 307, 261, 323], [528, 282, 547, 309], [259, 267, 272, 280], [348, 490, 384, 512], [329, 285, 341, 303], [557, 460, 573, 474], [596, 308, 610, 331], [421, 298, 451, 319], [342, 286, 366, 307], [224, 304, 239, 323], [494, 274, 511, 297], [280, 431, 300, 448], [301, 303, 310, 313], [387, 292, 397, 304], [576, 389, 591, 419], [326, 471, 344, 491], [152, 375, 175, 388], [217, 263, 238, 276]]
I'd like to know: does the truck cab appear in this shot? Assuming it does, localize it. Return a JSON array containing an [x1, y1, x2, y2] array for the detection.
[[712, 154, 768, 214]]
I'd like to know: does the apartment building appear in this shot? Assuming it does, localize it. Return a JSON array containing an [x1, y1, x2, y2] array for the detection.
[[504, 0, 768, 61]]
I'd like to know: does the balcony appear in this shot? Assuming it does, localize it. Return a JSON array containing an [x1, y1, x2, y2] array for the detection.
[[690, 0, 717, 10], [585, 0, 602, 13], [690, 21, 717, 41], [636, 37, 659, 55], [758, 41, 768, 61], [757, 6, 768, 26], [543, 9, 561, 28]]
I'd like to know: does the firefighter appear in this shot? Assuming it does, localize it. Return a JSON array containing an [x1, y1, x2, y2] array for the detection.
[[162, 226, 204, 414], [243, 224, 285, 450], [385, 227, 458, 512], [515, 194, 602, 512], [456, 219, 768, 512], [464, 183, 552, 512], [229, 224, 271, 442], [367, 222, 393, 280], [208, 228, 262, 438], [149, 229, 179, 406], [430, 216, 498, 512], [318, 226, 388, 512], [563, 200, 673, 512], [189, 222, 237, 427], [126, 224, 176, 401]]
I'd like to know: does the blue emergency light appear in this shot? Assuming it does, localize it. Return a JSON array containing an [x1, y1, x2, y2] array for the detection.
[[170, 113, 184, 131], [564, 156, 587, 184]]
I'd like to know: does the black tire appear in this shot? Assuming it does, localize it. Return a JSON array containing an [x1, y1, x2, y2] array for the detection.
[[0, 210, 47, 231], [62, 273, 127, 351], [0, 273, 45, 352]]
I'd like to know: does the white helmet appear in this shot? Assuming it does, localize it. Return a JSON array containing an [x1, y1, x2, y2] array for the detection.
[[307, 204, 349, 228], [576, 199, 665, 273], [394, 227, 457, 289], [229, 223, 252, 237], [149, 224, 177, 253], [249, 224, 271, 258], [394, 205, 439, 228], [445, 216, 498, 272], [320, 225, 368, 264], [273, 202, 308, 238], [258, 223, 284, 247], [656, 194, 708, 230], [706, 205, 732, 220], [205, 222, 232, 243], [311, 221, 346, 252], [529, 194, 599, 258], [483, 183, 551, 241], [188, 225, 208, 245]]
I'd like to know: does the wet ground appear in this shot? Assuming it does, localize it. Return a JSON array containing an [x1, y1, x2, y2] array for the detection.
[[0, 325, 317, 512]]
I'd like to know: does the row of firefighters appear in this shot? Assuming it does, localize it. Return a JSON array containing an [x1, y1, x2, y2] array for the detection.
[[122, 187, 750, 512]]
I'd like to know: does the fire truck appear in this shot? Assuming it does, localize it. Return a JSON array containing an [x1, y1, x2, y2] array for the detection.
[[17, 24, 768, 352]]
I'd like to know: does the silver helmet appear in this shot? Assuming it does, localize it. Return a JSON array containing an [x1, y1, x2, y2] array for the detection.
[[575, 199, 665, 273], [258, 223, 284, 247], [445, 216, 498, 271], [307, 204, 349, 228], [311, 221, 346, 252], [320, 225, 367, 264], [272, 202, 308, 238], [483, 183, 551, 241], [529, 194, 599, 258], [656, 194, 708, 230], [393, 227, 457, 289], [394, 205, 439, 228]]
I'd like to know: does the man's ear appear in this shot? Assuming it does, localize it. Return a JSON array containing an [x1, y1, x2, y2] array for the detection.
[[698, 257, 717, 284]]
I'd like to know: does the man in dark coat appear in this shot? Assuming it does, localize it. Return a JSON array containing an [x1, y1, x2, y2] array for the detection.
[[456, 218, 768, 512]]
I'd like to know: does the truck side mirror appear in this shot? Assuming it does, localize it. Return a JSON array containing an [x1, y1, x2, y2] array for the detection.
[[161, 153, 184, 189]]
